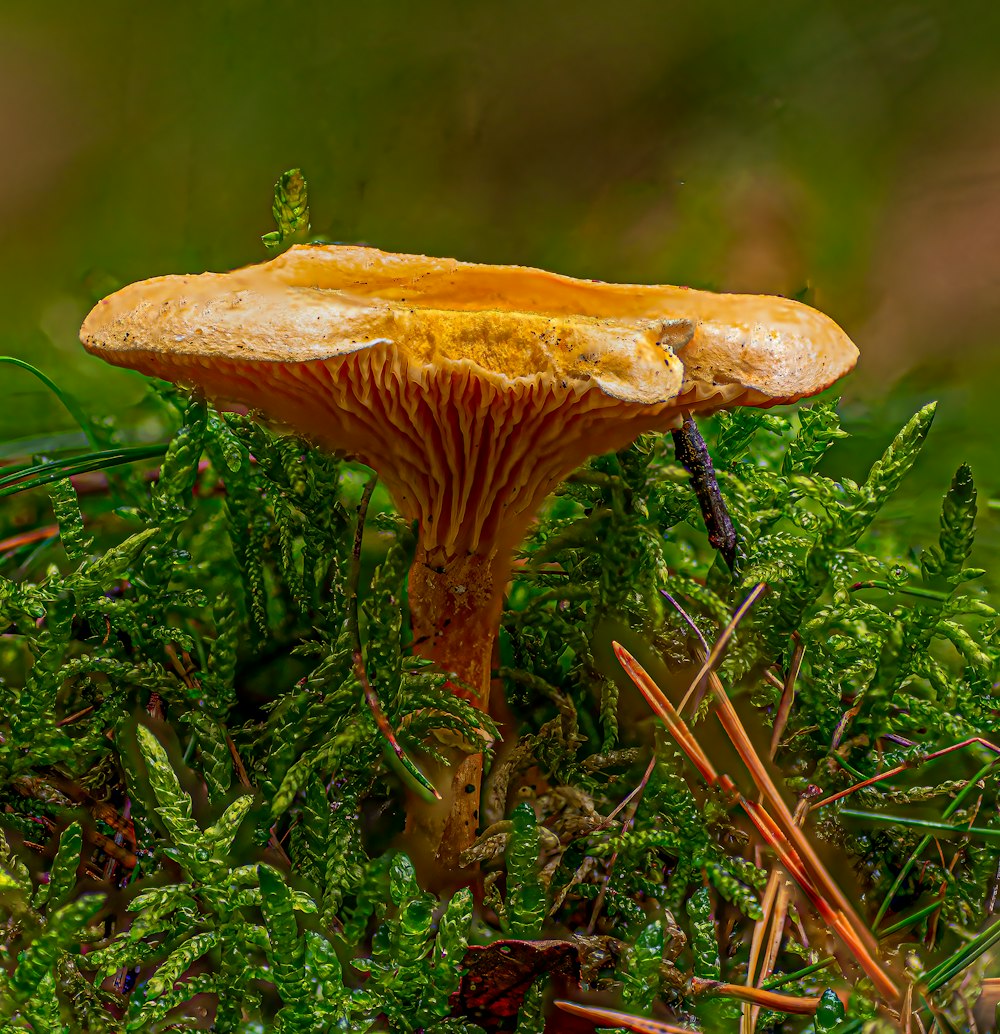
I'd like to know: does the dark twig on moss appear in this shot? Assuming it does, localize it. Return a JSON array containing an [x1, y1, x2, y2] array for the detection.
[[671, 414, 738, 570]]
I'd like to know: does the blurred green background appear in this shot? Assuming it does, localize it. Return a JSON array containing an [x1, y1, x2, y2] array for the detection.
[[3, 0, 1000, 564]]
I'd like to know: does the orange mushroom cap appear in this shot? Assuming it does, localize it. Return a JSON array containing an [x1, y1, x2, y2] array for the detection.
[[80, 244, 858, 559]]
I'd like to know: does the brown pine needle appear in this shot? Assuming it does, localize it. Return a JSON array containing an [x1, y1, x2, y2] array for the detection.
[[689, 976, 837, 1015], [348, 473, 440, 802], [744, 872, 793, 1034], [703, 665, 896, 997], [613, 640, 903, 1004], [554, 1000, 697, 1034], [556, 981, 836, 1034], [677, 582, 768, 714], [0, 523, 59, 553], [746, 645, 807, 1034], [769, 632, 803, 757], [744, 796, 811, 1034], [588, 755, 658, 933], [613, 644, 725, 790], [657, 588, 810, 1034], [813, 736, 1000, 811]]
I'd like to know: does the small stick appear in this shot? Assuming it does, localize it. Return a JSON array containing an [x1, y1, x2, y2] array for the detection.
[[671, 414, 738, 571]]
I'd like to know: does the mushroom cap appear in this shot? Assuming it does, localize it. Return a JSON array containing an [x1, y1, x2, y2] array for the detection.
[[81, 245, 858, 555]]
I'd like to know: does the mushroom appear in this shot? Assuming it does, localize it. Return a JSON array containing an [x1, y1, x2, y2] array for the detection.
[[80, 244, 858, 875]]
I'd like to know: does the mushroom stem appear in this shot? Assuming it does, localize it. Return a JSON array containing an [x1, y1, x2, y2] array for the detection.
[[409, 547, 502, 706], [405, 544, 506, 876]]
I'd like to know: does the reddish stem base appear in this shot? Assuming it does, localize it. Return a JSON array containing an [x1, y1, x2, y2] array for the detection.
[[404, 546, 503, 886]]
